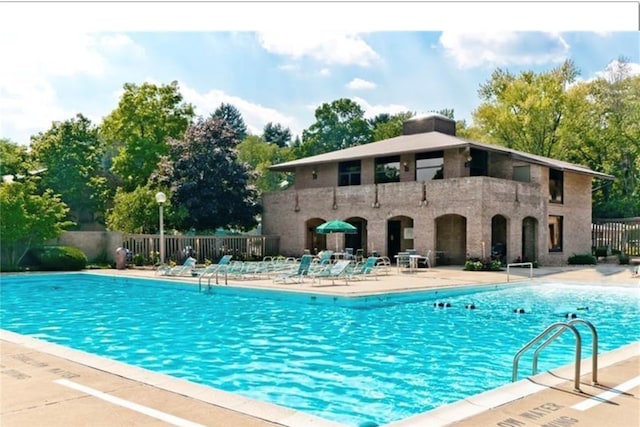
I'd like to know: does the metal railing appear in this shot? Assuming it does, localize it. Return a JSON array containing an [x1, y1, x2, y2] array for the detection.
[[507, 262, 533, 282], [513, 319, 599, 392]]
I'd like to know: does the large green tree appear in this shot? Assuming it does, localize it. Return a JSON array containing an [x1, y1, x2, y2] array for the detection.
[[30, 114, 108, 225], [156, 116, 261, 231], [211, 103, 248, 141], [105, 184, 182, 234], [299, 98, 373, 157], [560, 61, 640, 217], [262, 122, 292, 147], [0, 138, 32, 178], [101, 81, 195, 191], [473, 60, 579, 157], [238, 135, 294, 193], [0, 181, 72, 269]]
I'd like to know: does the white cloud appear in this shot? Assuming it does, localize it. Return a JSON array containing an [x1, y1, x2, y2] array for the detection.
[[319, 68, 331, 76], [0, 32, 144, 145], [257, 32, 379, 66], [594, 59, 640, 81], [439, 32, 570, 68], [351, 97, 410, 119], [347, 78, 376, 90], [180, 84, 299, 137]]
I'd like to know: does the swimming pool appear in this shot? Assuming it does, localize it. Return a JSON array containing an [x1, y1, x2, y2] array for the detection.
[[1, 273, 638, 426]]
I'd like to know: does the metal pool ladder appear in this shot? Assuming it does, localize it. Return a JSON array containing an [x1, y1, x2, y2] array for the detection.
[[512, 319, 598, 392]]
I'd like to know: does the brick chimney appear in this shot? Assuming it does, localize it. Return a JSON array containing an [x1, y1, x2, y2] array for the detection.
[[402, 114, 456, 136]]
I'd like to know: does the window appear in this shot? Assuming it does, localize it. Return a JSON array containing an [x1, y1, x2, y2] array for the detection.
[[549, 168, 563, 203], [513, 165, 531, 183], [416, 151, 444, 181], [548, 215, 563, 252], [469, 149, 488, 176], [375, 156, 400, 184], [338, 160, 361, 186]]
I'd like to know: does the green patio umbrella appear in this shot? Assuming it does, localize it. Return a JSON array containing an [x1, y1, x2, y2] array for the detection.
[[316, 220, 357, 252]]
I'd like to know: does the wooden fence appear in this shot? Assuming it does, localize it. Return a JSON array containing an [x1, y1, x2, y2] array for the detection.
[[122, 234, 280, 264], [592, 218, 640, 256]]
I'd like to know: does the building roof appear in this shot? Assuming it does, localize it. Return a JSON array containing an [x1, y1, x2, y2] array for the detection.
[[270, 131, 614, 180]]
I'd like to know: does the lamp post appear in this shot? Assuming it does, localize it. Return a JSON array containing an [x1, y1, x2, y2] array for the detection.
[[155, 191, 166, 265]]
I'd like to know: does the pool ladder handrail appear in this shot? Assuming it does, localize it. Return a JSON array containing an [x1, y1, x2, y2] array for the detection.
[[512, 319, 599, 392], [198, 267, 228, 292]]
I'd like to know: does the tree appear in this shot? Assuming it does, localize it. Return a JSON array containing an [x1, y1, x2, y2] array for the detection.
[[0, 181, 72, 269], [238, 135, 294, 193], [157, 117, 261, 231], [560, 60, 640, 218], [262, 122, 292, 147], [0, 138, 32, 178], [30, 114, 108, 225], [101, 81, 195, 191], [371, 111, 414, 141], [473, 60, 579, 157], [105, 184, 183, 234], [299, 98, 373, 157], [211, 103, 248, 141]]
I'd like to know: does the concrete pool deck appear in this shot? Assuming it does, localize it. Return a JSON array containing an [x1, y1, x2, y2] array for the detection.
[[1, 264, 639, 426]]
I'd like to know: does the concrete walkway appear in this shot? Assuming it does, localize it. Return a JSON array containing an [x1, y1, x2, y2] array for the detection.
[[1, 264, 638, 427]]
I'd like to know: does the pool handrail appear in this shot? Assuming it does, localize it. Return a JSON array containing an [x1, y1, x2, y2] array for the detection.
[[532, 318, 599, 385], [507, 262, 533, 282], [512, 321, 582, 392]]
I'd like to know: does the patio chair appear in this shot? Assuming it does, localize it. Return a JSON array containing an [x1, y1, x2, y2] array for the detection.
[[310, 260, 352, 286], [345, 256, 379, 283], [395, 252, 411, 272], [355, 249, 364, 263], [158, 256, 197, 276], [274, 255, 314, 284]]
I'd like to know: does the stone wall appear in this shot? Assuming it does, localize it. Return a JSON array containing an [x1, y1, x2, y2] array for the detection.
[[48, 231, 123, 263]]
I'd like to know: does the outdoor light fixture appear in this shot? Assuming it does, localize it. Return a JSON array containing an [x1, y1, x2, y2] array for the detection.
[[312, 168, 318, 179], [155, 191, 166, 264], [403, 161, 409, 172]]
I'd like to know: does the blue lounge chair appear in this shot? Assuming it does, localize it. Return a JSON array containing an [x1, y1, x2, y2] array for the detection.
[[310, 260, 352, 286], [345, 256, 379, 283], [158, 257, 197, 276], [274, 254, 314, 284]]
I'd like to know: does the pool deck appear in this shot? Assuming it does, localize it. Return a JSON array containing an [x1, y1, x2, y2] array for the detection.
[[2, 264, 639, 427]]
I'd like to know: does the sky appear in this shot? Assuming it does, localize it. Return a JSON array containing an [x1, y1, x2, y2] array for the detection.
[[0, 2, 638, 146]]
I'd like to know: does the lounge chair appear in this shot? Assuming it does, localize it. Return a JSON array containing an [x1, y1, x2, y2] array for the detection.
[[273, 254, 314, 284], [345, 256, 379, 283], [310, 260, 352, 286], [158, 257, 197, 276]]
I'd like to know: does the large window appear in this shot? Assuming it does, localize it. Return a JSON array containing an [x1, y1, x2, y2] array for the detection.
[[548, 215, 563, 252], [416, 151, 444, 181], [469, 149, 488, 176], [549, 168, 564, 203], [375, 156, 401, 184], [338, 160, 361, 186]]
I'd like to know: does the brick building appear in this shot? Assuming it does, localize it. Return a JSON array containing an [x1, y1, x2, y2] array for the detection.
[[263, 115, 613, 266]]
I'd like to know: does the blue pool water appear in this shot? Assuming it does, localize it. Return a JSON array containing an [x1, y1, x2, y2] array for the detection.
[[1, 273, 639, 426]]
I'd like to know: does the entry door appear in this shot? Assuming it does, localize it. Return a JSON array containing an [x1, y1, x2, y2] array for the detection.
[[387, 220, 402, 258]]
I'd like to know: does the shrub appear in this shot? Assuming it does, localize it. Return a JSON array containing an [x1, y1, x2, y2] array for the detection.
[[618, 253, 630, 265], [28, 246, 88, 271], [464, 258, 502, 271], [594, 246, 609, 258], [567, 253, 597, 265]]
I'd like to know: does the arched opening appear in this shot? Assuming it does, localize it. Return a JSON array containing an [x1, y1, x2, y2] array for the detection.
[[344, 217, 367, 257], [306, 218, 327, 254], [522, 216, 538, 262], [435, 214, 467, 265], [387, 215, 414, 259], [491, 215, 508, 263]]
